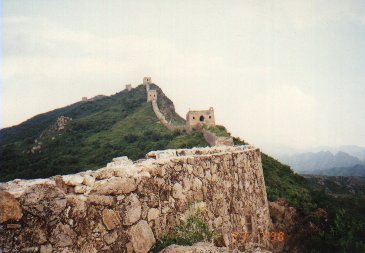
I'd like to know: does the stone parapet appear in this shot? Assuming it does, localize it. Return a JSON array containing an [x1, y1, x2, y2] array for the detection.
[[0, 146, 271, 252]]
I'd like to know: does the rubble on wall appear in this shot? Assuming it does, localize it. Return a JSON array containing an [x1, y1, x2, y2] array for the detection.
[[0, 145, 272, 253]]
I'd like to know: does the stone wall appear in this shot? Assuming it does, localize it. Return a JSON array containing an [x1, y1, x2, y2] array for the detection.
[[147, 87, 184, 132], [151, 100, 175, 131], [0, 146, 272, 252], [202, 129, 234, 147]]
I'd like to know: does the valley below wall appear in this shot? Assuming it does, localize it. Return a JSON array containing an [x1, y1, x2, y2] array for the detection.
[[0, 146, 272, 253]]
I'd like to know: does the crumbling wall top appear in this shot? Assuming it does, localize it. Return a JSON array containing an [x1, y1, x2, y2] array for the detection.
[[146, 145, 254, 159]]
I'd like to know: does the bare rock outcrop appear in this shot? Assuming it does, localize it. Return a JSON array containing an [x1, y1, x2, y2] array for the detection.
[[269, 199, 329, 253]]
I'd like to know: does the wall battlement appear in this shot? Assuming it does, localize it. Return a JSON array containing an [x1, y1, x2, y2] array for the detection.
[[0, 146, 271, 253]]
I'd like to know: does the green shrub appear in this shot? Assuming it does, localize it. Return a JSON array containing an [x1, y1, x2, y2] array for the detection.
[[154, 203, 215, 252]]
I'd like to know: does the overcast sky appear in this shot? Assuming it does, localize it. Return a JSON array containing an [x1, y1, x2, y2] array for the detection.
[[1, 0, 365, 153]]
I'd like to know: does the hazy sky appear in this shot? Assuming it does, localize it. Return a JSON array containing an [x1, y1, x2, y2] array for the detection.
[[2, 0, 365, 152]]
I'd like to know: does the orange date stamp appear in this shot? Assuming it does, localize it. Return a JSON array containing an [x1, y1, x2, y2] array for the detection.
[[232, 231, 285, 243]]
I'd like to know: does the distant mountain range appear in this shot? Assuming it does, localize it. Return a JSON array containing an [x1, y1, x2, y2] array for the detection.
[[310, 145, 365, 161], [302, 164, 365, 177], [276, 144, 365, 177], [279, 151, 364, 172]]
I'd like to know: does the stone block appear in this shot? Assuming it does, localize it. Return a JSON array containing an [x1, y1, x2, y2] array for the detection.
[[102, 209, 121, 230], [128, 220, 156, 253], [83, 175, 95, 187], [50, 223, 76, 248], [0, 190, 23, 223], [87, 195, 115, 206], [20, 184, 66, 221], [92, 177, 137, 195], [123, 194, 141, 225], [172, 183, 184, 199], [147, 208, 160, 222], [62, 174, 84, 186]]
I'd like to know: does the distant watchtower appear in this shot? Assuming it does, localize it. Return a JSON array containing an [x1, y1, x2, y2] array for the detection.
[[147, 90, 157, 102], [186, 107, 215, 131], [82, 97, 88, 102], [143, 77, 152, 85], [125, 84, 132, 91]]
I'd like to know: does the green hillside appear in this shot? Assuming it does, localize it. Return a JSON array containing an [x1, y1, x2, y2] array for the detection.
[[304, 175, 365, 197], [0, 84, 207, 181]]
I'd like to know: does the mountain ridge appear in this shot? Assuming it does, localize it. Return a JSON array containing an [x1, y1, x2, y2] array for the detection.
[[0, 84, 207, 181], [279, 150, 364, 172]]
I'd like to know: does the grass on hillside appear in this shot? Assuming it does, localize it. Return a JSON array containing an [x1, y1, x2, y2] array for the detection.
[[0, 85, 208, 181]]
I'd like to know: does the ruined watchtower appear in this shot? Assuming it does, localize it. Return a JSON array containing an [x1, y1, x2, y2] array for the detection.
[[82, 97, 88, 102], [125, 84, 132, 91], [147, 90, 157, 102], [143, 77, 152, 85], [186, 107, 215, 131]]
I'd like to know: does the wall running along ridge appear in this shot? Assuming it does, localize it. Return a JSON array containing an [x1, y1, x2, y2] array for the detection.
[[0, 146, 271, 253], [151, 99, 175, 131], [146, 85, 184, 132], [146, 85, 233, 145]]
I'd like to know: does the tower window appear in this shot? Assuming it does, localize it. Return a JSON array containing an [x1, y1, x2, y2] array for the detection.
[[199, 115, 205, 122]]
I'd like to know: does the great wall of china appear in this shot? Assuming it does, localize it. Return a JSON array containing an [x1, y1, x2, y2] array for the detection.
[[0, 146, 272, 252], [0, 78, 273, 252], [142, 77, 233, 146]]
